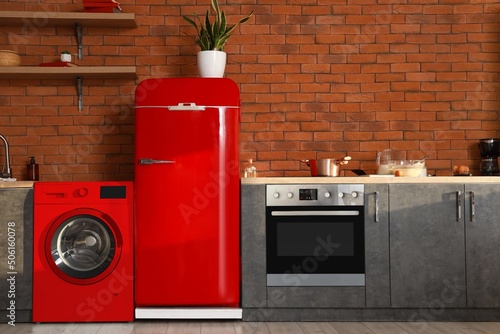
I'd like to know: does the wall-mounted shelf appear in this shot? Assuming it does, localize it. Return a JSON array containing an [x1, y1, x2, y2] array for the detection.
[[0, 11, 137, 111], [0, 66, 137, 111], [0, 11, 137, 59], [0, 11, 137, 28], [0, 66, 137, 80]]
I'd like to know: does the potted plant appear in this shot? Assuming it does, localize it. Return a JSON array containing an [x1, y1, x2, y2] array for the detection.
[[183, 0, 253, 77], [60, 50, 71, 62]]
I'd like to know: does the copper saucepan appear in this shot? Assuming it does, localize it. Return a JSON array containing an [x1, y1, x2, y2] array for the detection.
[[301, 156, 351, 177]]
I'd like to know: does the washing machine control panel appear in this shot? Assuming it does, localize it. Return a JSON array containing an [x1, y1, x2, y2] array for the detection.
[[76, 188, 88, 198], [36, 183, 130, 203]]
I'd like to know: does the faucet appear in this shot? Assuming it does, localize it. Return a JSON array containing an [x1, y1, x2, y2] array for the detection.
[[0, 134, 11, 178]]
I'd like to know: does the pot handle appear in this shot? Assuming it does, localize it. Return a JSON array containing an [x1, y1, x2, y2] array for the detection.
[[339, 156, 351, 165], [300, 159, 311, 166]]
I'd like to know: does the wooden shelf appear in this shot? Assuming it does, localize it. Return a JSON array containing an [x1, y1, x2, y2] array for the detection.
[[0, 66, 137, 80], [0, 11, 137, 110], [0, 11, 137, 28], [0, 66, 137, 111]]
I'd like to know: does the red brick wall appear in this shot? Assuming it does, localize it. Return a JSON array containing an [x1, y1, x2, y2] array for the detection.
[[0, 0, 499, 180]]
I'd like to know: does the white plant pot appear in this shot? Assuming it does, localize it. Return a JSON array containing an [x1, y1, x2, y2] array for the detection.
[[60, 54, 71, 62], [197, 50, 226, 78]]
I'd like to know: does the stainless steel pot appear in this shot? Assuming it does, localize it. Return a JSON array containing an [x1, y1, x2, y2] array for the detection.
[[301, 156, 351, 177]]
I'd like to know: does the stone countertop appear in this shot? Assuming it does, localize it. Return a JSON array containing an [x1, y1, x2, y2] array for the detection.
[[0, 181, 34, 188], [241, 176, 500, 184]]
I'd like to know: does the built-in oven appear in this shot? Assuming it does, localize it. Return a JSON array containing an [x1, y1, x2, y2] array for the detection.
[[266, 184, 365, 287]]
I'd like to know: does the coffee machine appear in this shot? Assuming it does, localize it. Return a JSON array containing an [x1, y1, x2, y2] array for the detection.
[[479, 138, 500, 176]]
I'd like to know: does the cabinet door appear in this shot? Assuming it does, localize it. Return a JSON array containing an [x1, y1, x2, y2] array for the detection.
[[241, 184, 267, 308], [0, 188, 33, 322], [389, 184, 466, 308], [465, 184, 500, 307], [364, 184, 390, 307]]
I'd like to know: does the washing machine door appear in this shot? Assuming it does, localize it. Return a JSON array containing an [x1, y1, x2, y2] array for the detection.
[[46, 208, 122, 284]]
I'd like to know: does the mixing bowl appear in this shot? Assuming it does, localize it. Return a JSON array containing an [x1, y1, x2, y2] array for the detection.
[[388, 160, 425, 177]]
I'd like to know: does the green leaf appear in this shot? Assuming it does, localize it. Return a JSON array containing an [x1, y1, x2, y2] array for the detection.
[[183, 0, 253, 51]]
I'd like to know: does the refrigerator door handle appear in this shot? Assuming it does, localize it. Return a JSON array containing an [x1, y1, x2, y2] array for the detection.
[[167, 103, 206, 111], [138, 158, 175, 165]]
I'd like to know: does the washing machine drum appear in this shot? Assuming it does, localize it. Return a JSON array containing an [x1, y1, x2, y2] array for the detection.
[[47, 212, 121, 283]]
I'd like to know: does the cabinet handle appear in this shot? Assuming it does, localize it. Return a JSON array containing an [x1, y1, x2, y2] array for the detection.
[[470, 191, 475, 222], [374, 191, 379, 223], [456, 191, 462, 222]]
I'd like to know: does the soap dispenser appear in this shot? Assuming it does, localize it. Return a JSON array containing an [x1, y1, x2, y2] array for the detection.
[[27, 156, 39, 181]]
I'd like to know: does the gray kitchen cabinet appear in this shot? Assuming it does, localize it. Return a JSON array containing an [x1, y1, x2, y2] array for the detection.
[[389, 183, 500, 309], [364, 184, 390, 308], [241, 181, 500, 320], [389, 184, 467, 308], [241, 183, 392, 311], [266, 184, 392, 309], [0, 188, 33, 323], [241, 184, 367, 311], [241, 184, 267, 309], [464, 184, 500, 307]]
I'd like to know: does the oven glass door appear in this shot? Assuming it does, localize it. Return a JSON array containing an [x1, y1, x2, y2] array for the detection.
[[266, 205, 365, 286]]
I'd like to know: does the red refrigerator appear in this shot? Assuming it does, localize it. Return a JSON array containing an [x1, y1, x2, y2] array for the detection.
[[134, 78, 241, 319]]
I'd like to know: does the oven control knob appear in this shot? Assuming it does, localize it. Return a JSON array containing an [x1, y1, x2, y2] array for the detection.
[[287, 192, 293, 198], [273, 192, 280, 199], [338, 192, 345, 198], [351, 191, 358, 198], [324, 191, 331, 198]]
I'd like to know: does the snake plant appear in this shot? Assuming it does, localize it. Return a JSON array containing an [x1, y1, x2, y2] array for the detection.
[[183, 0, 253, 51]]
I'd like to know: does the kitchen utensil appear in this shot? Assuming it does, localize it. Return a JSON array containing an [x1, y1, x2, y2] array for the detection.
[[413, 155, 430, 165], [301, 156, 351, 177], [350, 169, 367, 176], [376, 149, 405, 175]]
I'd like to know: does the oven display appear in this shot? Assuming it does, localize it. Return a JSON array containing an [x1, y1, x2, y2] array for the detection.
[[299, 189, 317, 200]]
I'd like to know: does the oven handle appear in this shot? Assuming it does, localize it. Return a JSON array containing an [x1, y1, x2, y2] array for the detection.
[[271, 210, 360, 216]]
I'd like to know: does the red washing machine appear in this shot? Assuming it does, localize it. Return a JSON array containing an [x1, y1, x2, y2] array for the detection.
[[33, 181, 134, 322]]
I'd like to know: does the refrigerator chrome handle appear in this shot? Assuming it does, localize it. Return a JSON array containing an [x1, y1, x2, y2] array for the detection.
[[167, 103, 206, 111], [139, 158, 175, 165]]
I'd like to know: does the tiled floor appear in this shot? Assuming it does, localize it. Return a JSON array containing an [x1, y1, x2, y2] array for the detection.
[[2, 321, 500, 334]]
